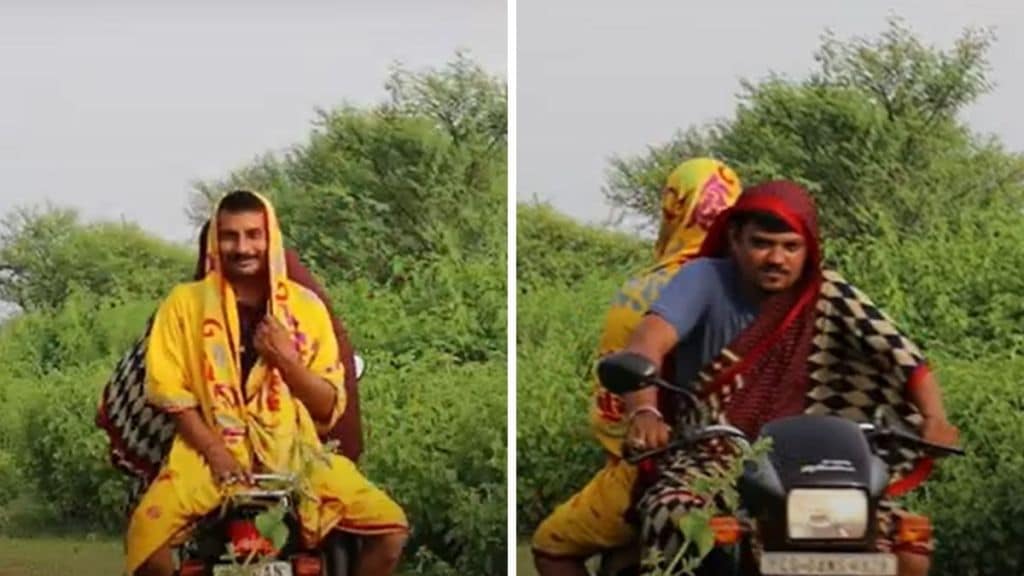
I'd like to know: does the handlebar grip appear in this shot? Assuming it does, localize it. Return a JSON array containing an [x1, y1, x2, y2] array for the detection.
[[872, 427, 965, 457]]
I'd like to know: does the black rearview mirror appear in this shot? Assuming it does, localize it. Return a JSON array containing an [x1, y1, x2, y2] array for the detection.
[[597, 351, 657, 395]]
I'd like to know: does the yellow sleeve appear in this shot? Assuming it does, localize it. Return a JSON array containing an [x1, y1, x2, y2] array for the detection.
[[145, 286, 199, 413], [305, 298, 347, 436]]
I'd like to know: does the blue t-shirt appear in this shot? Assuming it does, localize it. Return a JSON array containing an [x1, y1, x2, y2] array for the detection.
[[648, 258, 759, 389]]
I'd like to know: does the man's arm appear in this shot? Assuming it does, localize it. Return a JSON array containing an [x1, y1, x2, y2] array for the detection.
[[255, 314, 341, 425], [172, 408, 224, 456], [621, 314, 684, 415], [908, 369, 959, 446], [146, 287, 249, 482], [619, 260, 713, 413], [615, 260, 714, 451], [907, 370, 947, 421], [276, 355, 337, 423]]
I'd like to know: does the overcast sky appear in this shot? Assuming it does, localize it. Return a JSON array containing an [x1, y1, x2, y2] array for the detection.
[[518, 0, 1024, 225], [0, 0, 506, 243]]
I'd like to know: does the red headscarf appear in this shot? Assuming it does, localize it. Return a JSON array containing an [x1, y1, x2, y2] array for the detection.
[[696, 181, 824, 437]]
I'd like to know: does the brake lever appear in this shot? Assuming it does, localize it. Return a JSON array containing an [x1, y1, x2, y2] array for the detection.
[[870, 426, 965, 457], [918, 439, 965, 457], [623, 426, 751, 464], [623, 439, 686, 465]]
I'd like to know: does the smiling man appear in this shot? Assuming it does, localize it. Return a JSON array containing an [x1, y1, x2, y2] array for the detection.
[[620, 181, 959, 576], [125, 190, 407, 576]]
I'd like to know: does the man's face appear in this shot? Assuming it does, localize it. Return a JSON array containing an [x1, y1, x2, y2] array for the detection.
[[729, 221, 808, 293], [216, 209, 268, 280]]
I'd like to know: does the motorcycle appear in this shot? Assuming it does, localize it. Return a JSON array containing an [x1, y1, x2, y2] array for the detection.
[[172, 355, 368, 576], [593, 351, 963, 576]]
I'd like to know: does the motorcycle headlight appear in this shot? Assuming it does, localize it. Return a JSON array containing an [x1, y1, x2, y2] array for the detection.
[[787, 489, 868, 540]]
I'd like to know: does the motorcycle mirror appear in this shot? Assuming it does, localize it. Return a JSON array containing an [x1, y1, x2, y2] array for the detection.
[[354, 354, 366, 381], [597, 352, 657, 395]]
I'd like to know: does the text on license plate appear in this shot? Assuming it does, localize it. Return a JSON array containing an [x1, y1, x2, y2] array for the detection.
[[760, 552, 897, 575], [213, 560, 293, 576]]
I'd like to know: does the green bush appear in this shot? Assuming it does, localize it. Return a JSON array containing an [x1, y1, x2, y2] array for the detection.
[[906, 355, 1024, 576], [18, 361, 128, 531], [360, 355, 506, 575], [516, 271, 615, 529], [0, 207, 191, 313], [516, 203, 645, 290], [334, 255, 505, 365], [0, 291, 156, 379], [827, 210, 1024, 359], [0, 449, 18, 507]]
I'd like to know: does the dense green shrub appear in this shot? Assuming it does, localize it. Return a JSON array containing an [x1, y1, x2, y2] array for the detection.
[[18, 361, 129, 531], [360, 355, 506, 575], [905, 355, 1024, 576], [516, 271, 612, 527]]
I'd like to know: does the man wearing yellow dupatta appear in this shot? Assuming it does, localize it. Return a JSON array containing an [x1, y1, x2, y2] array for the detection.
[[532, 159, 742, 575], [126, 191, 407, 576]]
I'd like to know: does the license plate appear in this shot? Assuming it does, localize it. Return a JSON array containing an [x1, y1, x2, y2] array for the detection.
[[760, 552, 897, 575], [213, 561, 293, 576]]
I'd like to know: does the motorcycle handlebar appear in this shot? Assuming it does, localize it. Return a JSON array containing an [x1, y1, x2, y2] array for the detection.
[[646, 376, 700, 410], [623, 424, 751, 465], [624, 421, 964, 466], [860, 423, 964, 457]]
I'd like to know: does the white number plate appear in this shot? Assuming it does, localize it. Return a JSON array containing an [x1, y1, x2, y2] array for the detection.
[[760, 552, 897, 575], [213, 561, 293, 576]]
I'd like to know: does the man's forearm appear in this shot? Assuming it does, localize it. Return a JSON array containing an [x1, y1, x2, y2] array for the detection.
[[278, 357, 337, 422], [908, 371, 947, 421], [172, 408, 222, 458], [620, 315, 676, 415]]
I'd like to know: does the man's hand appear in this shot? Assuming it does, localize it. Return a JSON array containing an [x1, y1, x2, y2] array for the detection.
[[920, 416, 960, 448], [626, 410, 671, 453], [204, 440, 252, 486], [254, 315, 299, 370], [907, 370, 959, 448], [172, 408, 251, 485]]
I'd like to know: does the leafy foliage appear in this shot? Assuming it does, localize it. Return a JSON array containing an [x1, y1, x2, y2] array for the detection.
[[0, 55, 506, 575], [0, 207, 192, 313]]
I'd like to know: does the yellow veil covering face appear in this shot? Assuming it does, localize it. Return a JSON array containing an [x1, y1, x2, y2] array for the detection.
[[590, 158, 742, 455], [653, 158, 742, 266]]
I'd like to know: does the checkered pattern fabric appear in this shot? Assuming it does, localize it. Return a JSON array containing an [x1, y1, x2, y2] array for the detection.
[[638, 271, 930, 572], [95, 315, 176, 514], [805, 270, 925, 473]]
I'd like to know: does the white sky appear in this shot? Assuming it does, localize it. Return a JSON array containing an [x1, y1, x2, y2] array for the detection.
[[518, 0, 1024, 224], [0, 0, 506, 243]]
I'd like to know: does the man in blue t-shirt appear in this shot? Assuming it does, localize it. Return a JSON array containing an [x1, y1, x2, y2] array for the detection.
[[618, 181, 958, 576]]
